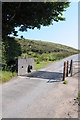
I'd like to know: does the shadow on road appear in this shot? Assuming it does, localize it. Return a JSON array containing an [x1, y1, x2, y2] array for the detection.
[[27, 71, 63, 82]]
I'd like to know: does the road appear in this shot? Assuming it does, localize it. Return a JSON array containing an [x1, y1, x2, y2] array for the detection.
[[1, 54, 79, 118]]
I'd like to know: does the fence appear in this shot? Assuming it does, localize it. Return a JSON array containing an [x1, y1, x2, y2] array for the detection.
[[63, 59, 80, 81]]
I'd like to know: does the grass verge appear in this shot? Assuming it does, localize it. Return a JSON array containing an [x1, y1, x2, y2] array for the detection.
[[34, 61, 52, 71], [0, 61, 52, 83], [0, 71, 17, 83]]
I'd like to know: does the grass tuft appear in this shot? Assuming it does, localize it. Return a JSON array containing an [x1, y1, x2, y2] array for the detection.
[[63, 80, 68, 84]]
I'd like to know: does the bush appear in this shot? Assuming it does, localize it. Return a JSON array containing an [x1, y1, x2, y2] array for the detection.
[[36, 60, 40, 64], [2, 37, 22, 72], [2, 61, 17, 72]]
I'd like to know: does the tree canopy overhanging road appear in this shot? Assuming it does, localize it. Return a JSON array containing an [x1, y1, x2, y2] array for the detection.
[[2, 2, 70, 38]]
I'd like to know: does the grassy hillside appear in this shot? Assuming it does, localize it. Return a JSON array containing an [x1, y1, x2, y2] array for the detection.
[[16, 38, 78, 58], [1, 37, 79, 82], [2, 37, 79, 69], [15, 38, 79, 69], [16, 38, 78, 54]]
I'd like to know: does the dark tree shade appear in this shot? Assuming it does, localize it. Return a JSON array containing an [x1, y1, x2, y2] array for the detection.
[[2, 2, 70, 38]]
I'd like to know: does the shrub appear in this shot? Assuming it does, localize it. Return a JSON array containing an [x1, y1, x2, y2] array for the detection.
[[36, 60, 40, 64]]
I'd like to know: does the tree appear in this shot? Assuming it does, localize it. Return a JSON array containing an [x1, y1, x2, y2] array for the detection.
[[2, 37, 22, 71], [2, 2, 70, 38]]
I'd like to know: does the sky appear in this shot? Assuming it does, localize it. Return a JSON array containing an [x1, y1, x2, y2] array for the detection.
[[10, 2, 78, 49]]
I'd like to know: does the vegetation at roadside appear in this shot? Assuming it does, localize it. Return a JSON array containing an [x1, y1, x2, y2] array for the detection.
[[63, 80, 68, 84], [1, 37, 80, 83], [34, 61, 52, 71], [0, 70, 17, 83], [2, 37, 79, 72]]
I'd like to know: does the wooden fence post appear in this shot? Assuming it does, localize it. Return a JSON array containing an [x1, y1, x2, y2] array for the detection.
[[63, 62, 66, 81], [69, 60, 73, 77], [66, 61, 69, 77], [71, 60, 73, 77], [69, 60, 71, 74], [69, 61, 71, 74]]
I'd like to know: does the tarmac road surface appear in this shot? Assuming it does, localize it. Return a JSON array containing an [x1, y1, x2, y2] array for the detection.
[[1, 54, 79, 118]]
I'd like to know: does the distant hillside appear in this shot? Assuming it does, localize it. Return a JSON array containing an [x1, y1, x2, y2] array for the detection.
[[2, 37, 79, 71], [16, 38, 78, 54], [15, 38, 79, 63]]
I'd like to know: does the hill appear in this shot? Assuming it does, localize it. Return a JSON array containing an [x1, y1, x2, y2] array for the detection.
[[17, 38, 77, 53], [2, 37, 79, 71]]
